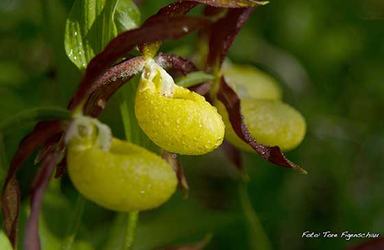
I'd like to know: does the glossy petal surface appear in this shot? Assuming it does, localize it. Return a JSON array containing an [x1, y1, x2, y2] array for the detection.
[[67, 138, 177, 212], [135, 62, 224, 155]]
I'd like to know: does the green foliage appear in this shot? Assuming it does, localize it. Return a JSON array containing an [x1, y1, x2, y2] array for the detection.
[[64, 0, 140, 69], [114, 0, 141, 33]]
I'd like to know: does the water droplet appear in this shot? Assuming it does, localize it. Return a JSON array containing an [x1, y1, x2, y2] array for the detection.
[[182, 26, 189, 32]]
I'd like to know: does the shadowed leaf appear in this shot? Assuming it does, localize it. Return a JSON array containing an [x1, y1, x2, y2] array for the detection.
[[217, 77, 307, 174]]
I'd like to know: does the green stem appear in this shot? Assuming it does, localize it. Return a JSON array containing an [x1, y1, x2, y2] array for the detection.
[[239, 183, 272, 250], [123, 211, 139, 250], [118, 79, 142, 250], [61, 194, 86, 250]]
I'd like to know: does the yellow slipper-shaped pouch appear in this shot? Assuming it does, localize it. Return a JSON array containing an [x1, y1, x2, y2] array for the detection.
[[135, 59, 225, 155], [66, 116, 177, 212]]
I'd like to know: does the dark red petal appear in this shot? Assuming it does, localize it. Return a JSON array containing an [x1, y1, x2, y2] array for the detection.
[[217, 77, 307, 174], [144, 1, 198, 23], [24, 141, 65, 250], [203, 5, 225, 17], [189, 0, 261, 8], [68, 16, 210, 110], [139, 1, 199, 54], [207, 8, 253, 69], [156, 53, 198, 75], [83, 56, 146, 117], [348, 238, 384, 250], [1, 121, 65, 248]]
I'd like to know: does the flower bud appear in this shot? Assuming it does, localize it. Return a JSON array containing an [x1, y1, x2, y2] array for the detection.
[[135, 60, 225, 155]]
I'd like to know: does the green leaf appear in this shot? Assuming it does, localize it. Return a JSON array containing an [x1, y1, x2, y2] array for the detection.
[[115, 0, 141, 33], [175, 71, 214, 88], [65, 0, 140, 70]]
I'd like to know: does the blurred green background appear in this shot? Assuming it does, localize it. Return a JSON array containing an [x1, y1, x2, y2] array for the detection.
[[0, 0, 383, 249]]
